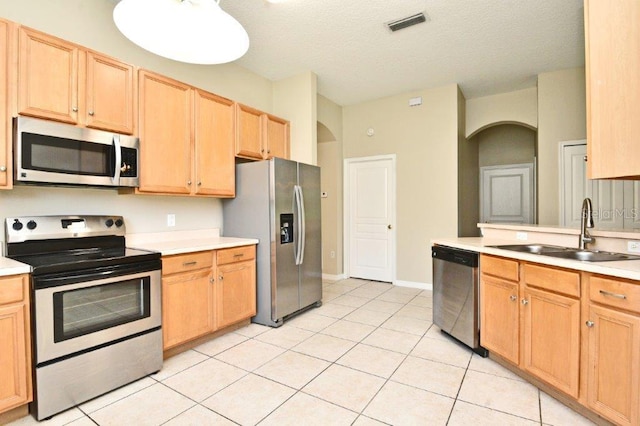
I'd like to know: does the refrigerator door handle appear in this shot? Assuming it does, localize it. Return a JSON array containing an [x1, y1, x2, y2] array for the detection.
[[298, 185, 306, 265], [294, 185, 303, 265]]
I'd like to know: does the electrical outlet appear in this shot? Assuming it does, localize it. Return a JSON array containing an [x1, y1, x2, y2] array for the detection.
[[516, 232, 528, 241], [167, 214, 176, 227], [628, 241, 640, 253], [330, 251, 336, 259]]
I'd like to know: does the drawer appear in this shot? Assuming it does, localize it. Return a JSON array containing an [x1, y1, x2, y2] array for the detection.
[[523, 263, 580, 298], [0, 275, 27, 305], [162, 251, 213, 275], [217, 245, 256, 266], [481, 254, 519, 282], [589, 275, 640, 314]]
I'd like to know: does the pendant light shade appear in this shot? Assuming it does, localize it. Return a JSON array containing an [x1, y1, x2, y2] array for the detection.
[[113, 0, 249, 65]]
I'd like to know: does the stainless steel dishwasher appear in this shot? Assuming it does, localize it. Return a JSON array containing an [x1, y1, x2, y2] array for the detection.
[[432, 245, 487, 356]]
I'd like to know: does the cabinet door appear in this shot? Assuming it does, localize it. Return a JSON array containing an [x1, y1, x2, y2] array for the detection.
[[480, 274, 519, 364], [263, 114, 289, 159], [586, 304, 640, 426], [522, 287, 580, 398], [84, 51, 135, 134], [194, 90, 235, 197], [235, 103, 263, 160], [585, 0, 640, 179], [215, 260, 256, 329], [18, 27, 78, 124], [0, 275, 31, 413], [0, 19, 14, 189], [138, 70, 192, 194], [162, 269, 214, 349]]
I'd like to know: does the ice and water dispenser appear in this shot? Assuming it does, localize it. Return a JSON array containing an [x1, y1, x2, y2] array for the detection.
[[280, 213, 294, 244]]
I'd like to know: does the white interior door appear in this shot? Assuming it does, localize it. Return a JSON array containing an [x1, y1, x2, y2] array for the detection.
[[345, 156, 395, 282], [480, 164, 534, 224], [560, 142, 625, 229]]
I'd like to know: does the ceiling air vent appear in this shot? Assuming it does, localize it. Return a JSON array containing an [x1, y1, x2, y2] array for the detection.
[[386, 12, 428, 32]]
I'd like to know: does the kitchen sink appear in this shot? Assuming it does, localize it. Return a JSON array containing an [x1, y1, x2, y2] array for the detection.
[[543, 250, 640, 262], [490, 244, 569, 254], [490, 244, 640, 262]]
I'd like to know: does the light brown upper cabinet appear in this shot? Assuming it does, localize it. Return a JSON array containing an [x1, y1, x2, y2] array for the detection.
[[585, 0, 640, 179], [263, 113, 290, 160], [235, 103, 264, 160], [194, 90, 235, 197], [235, 103, 290, 161], [138, 70, 235, 197], [17, 26, 135, 134], [0, 19, 15, 190]]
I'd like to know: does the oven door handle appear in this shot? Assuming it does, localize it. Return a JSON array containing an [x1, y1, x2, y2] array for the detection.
[[112, 134, 122, 185], [33, 260, 160, 290]]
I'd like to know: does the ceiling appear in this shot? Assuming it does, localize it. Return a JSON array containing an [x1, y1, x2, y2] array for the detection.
[[222, 0, 585, 106], [114, 0, 586, 106]]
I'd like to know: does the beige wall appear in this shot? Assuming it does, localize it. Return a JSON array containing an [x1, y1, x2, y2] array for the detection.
[[538, 67, 587, 225], [466, 88, 538, 138], [273, 72, 318, 165], [478, 124, 536, 167], [458, 88, 480, 237], [343, 85, 460, 285], [0, 0, 314, 240], [317, 96, 344, 277]]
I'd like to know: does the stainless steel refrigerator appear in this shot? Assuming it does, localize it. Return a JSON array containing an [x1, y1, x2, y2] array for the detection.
[[223, 158, 322, 327]]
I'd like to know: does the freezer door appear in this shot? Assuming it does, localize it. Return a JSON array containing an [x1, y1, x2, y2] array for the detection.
[[298, 162, 323, 308], [272, 158, 300, 320]]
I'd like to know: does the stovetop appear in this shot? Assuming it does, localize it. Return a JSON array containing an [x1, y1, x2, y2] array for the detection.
[[4, 215, 160, 275]]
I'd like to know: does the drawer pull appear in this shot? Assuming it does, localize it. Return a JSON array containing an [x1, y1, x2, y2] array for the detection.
[[233, 253, 244, 258], [599, 290, 627, 300], [183, 261, 197, 267]]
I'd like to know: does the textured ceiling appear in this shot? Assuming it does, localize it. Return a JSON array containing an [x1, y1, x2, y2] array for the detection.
[[112, 0, 586, 106], [221, 0, 585, 105]]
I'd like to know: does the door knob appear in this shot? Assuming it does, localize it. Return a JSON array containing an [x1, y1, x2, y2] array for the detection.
[[387, 224, 392, 229]]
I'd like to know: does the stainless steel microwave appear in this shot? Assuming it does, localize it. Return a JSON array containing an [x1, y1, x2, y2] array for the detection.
[[13, 116, 139, 188]]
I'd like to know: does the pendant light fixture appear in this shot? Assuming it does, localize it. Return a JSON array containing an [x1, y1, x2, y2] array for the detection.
[[113, 0, 249, 65]]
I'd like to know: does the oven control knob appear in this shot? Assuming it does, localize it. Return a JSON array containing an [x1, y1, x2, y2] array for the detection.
[[115, 219, 124, 227], [12, 219, 23, 231], [105, 219, 114, 228], [26, 220, 37, 230]]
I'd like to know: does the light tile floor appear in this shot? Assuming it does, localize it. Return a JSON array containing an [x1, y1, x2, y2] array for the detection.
[[10, 278, 597, 426]]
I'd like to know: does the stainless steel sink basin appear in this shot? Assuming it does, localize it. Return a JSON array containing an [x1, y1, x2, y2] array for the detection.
[[490, 244, 640, 262], [543, 250, 640, 262], [490, 244, 568, 254]]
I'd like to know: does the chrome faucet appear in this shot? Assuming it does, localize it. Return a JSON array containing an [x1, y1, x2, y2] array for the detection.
[[579, 197, 595, 250]]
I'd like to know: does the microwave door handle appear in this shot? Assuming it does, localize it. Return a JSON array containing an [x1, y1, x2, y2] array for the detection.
[[112, 135, 122, 184]]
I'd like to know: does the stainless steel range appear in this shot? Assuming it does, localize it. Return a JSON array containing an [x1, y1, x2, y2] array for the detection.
[[5, 215, 162, 420]]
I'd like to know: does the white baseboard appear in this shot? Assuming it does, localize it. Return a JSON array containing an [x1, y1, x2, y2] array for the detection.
[[394, 280, 432, 291], [322, 273, 347, 282]]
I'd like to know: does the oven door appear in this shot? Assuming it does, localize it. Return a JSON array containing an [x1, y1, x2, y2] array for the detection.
[[33, 266, 161, 364]]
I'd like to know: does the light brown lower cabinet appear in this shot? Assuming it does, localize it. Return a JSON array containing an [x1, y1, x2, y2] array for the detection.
[[480, 254, 640, 425], [161, 246, 256, 351], [584, 274, 640, 426], [215, 246, 256, 329], [0, 274, 32, 414]]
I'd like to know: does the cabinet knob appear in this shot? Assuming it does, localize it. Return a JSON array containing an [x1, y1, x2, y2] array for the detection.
[[197, 181, 202, 186], [261, 149, 265, 153], [267, 149, 271, 154], [187, 180, 192, 186], [209, 277, 214, 284], [219, 275, 223, 281], [0, 166, 6, 172], [585, 320, 594, 328], [521, 299, 529, 305], [510, 295, 517, 301], [583, 155, 588, 162], [72, 107, 78, 112], [88, 110, 95, 116]]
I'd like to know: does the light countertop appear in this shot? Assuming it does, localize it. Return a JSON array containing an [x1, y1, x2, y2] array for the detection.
[[0, 257, 31, 277], [432, 237, 640, 281], [126, 229, 258, 256]]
